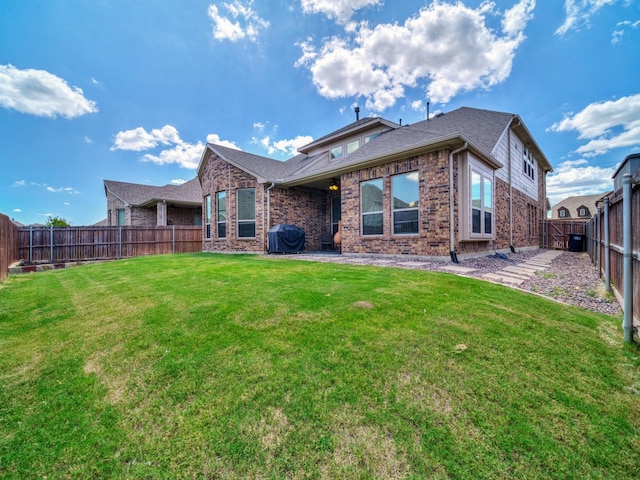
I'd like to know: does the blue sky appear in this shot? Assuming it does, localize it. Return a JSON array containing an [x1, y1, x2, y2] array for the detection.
[[1, 0, 639, 225]]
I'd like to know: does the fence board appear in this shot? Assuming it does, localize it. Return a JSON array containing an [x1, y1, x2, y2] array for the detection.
[[586, 179, 639, 339], [0, 213, 19, 281], [17, 226, 202, 263], [539, 220, 586, 250]]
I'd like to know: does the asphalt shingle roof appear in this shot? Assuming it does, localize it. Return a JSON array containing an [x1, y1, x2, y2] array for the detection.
[[201, 106, 550, 184], [104, 177, 202, 206]]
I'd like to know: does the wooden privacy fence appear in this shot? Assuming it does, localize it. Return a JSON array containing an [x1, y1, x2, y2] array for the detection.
[[586, 173, 639, 343], [18, 226, 202, 264], [0, 213, 19, 282], [539, 220, 586, 250]]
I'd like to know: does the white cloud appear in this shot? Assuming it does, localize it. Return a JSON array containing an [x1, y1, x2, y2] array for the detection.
[[301, 0, 381, 24], [296, 0, 535, 110], [252, 135, 313, 156], [556, 0, 620, 36], [142, 142, 207, 169], [84, 136, 93, 144], [111, 125, 181, 151], [550, 93, 640, 156], [205, 133, 241, 150], [46, 186, 79, 194], [253, 122, 265, 130], [208, 1, 269, 42], [171, 179, 187, 185], [612, 19, 640, 44], [112, 125, 239, 169], [13, 208, 22, 213], [546, 159, 615, 205], [12, 180, 26, 187], [0, 64, 97, 118]]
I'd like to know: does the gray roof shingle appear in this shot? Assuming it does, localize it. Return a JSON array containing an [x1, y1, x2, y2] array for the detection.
[[104, 177, 202, 206], [200, 106, 551, 184]]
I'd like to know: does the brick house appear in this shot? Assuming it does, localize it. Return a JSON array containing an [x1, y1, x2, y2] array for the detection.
[[103, 178, 202, 226], [550, 193, 607, 221], [197, 107, 552, 260]]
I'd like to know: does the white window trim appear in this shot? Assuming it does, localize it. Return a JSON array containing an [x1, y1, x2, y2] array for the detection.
[[459, 154, 495, 241]]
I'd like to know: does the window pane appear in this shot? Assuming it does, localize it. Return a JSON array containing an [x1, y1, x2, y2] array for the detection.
[[217, 222, 226, 238], [205, 195, 211, 223], [484, 178, 492, 211], [364, 133, 378, 143], [238, 222, 255, 238], [363, 213, 383, 235], [392, 172, 419, 209], [117, 209, 125, 226], [471, 171, 481, 208], [237, 189, 255, 220], [346, 139, 360, 155], [472, 209, 481, 234], [331, 146, 343, 159], [361, 179, 383, 214], [217, 192, 226, 221], [394, 210, 418, 234], [331, 196, 341, 222], [205, 224, 211, 239], [484, 211, 492, 234]]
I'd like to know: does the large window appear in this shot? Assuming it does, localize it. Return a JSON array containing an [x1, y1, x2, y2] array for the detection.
[[204, 195, 211, 239], [217, 191, 227, 238], [470, 169, 493, 237], [237, 188, 256, 238], [392, 172, 419, 235], [361, 179, 383, 235]]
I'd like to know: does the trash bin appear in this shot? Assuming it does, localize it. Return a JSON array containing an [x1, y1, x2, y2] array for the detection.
[[568, 234, 585, 252]]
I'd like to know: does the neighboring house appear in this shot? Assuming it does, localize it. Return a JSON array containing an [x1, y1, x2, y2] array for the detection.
[[103, 178, 202, 226], [550, 193, 607, 221], [197, 106, 553, 260]]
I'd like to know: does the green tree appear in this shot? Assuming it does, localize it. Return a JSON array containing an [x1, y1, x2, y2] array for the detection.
[[45, 216, 70, 227]]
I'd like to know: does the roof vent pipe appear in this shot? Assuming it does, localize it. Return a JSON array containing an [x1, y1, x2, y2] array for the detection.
[[427, 102, 430, 121], [399, 118, 402, 126], [355, 106, 360, 121]]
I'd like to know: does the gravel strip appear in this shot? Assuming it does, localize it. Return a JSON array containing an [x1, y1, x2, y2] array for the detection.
[[284, 249, 621, 317]]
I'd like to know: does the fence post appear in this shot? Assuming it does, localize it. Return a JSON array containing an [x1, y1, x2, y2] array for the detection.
[[604, 197, 611, 292], [29, 226, 33, 264], [172, 225, 175, 254], [118, 227, 122, 259], [622, 174, 633, 343]]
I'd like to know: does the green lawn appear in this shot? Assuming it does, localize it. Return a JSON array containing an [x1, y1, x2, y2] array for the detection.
[[0, 253, 638, 479]]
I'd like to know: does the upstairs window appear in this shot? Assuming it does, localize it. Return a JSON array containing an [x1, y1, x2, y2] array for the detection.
[[523, 147, 535, 181], [559, 208, 568, 218], [346, 139, 360, 155], [361, 179, 383, 236], [331, 146, 343, 159], [392, 172, 419, 235], [237, 188, 256, 238], [217, 191, 227, 238]]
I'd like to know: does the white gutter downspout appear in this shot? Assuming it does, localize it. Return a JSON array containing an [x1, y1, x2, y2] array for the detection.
[[508, 127, 513, 250], [449, 142, 467, 263]]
